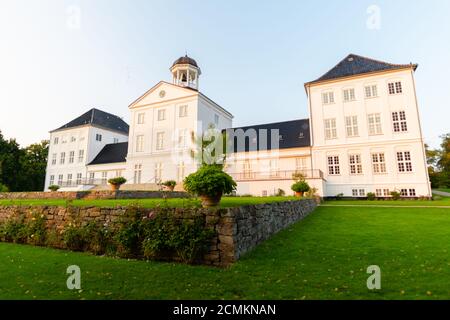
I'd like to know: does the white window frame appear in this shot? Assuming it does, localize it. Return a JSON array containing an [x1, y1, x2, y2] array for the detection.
[[368, 113, 382, 135], [364, 85, 378, 98], [397, 151, 413, 173], [179, 105, 188, 118], [345, 116, 359, 137], [101, 172, 107, 185], [372, 153, 387, 174], [178, 129, 188, 148], [137, 113, 145, 124], [322, 91, 335, 105], [96, 134, 102, 142], [324, 118, 337, 140], [343, 88, 356, 102], [89, 172, 95, 184], [58, 174, 63, 185], [327, 156, 340, 175], [78, 150, 85, 163], [157, 109, 166, 121], [136, 135, 144, 152], [177, 162, 185, 182], [67, 174, 73, 186], [52, 153, 57, 165], [49, 175, 55, 186], [156, 132, 165, 150], [392, 111, 408, 133], [154, 163, 163, 182], [388, 81, 402, 95], [349, 154, 363, 175], [296, 157, 308, 173], [134, 164, 142, 184], [54, 137, 59, 145], [76, 173, 82, 185], [69, 151, 75, 164], [60, 152, 66, 165]]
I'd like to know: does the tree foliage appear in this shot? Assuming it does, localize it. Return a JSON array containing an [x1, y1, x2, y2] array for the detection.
[[425, 134, 450, 188]]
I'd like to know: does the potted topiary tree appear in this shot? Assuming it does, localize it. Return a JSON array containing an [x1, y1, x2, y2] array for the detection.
[[48, 185, 60, 192], [161, 180, 177, 191], [291, 181, 310, 198], [183, 165, 237, 207], [108, 177, 127, 191]]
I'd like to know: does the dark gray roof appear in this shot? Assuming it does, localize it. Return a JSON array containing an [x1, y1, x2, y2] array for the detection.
[[88, 142, 128, 165], [172, 55, 199, 68], [225, 119, 311, 153], [53, 108, 129, 134], [306, 54, 418, 85]]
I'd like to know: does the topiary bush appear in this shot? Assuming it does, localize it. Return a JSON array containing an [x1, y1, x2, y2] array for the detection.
[[367, 192, 376, 201], [291, 181, 310, 197], [48, 185, 60, 192], [390, 191, 401, 201], [161, 180, 177, 191]]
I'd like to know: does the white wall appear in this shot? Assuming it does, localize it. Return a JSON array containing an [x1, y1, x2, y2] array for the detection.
[[308, 68, 431, 197]]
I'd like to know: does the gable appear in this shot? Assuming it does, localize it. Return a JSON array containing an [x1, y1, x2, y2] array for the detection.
[[129, 81, 199, 109]]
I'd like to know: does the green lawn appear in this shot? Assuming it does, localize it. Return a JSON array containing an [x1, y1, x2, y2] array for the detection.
[[1, 206, 449, 300], [0, 196, 297, 208], [324, 197, 450, 207]]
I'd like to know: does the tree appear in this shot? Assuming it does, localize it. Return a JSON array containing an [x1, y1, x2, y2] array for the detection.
[[0, 131, 23, 191], [425, 135, 450, 188]]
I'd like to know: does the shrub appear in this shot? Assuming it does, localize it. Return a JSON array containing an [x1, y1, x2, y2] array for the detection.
[[336, 193, 344, 200], [183, 165, 237, 198], [0, 183, 9, 192], [108, 177, 127, 186], [0, 215, 27, 243], [114, 206, 145, 257], [62, 223, 88, 251], [142, 211, 215, 263], [83, 222, 114, 255], [390, 191, 401, 201], [25, 212, 47, 246], [162, 180, 177, 191], [48, 185, 60, 192], [275, 189, 286, 197], [367, 192, 376, 201], [291, 181, 310, 193]]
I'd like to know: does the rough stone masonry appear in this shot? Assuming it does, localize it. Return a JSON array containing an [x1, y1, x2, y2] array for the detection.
[[0, 199, 317, 266]]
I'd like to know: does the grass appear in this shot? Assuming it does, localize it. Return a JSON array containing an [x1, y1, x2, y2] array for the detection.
[[1, 206, 449, 300], [324, 197, 450, 207], [0, 196, 298, 209]]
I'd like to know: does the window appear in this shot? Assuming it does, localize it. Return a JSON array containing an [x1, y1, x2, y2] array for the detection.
[[69, 151, 75, 164], [296, 157, 308, 172], [343, 88, 356, 102], [372, 153, 387, 174], [383, 189, 390, 196], [262, 190, 268, 197], [101, 172, 107, 185], [243, 160, 253, 179], [58, 175, 63, 185], [322, 92, 335, 105], [60, 152, 66, 165], [400, 189, 408, 197], [67, 174, 73, 186], [349, 154, 363, 175], [113, 138, 119, 144], [78, 150, 84, 163], [71, 136, 76, 143], [365, 85, 378, 98], [136, 135, 144, 152], [269, 159, 279, 178], [177, 162, 185, 182], [409, 189, 416, 197], [158, 109, 166, 121], [388, 81, 402, 94], [376, 189, 382, 197], [392, 111, 408, 132], [178, 129, 188, 148], [76, 173, 82, 185], [359, 189, 365, 197], [115, 170, 123, 178], [345, 116, 359, 137], [352, 189, 359, 197], [397, 151, 413, 173], [214, 114, 219, 126], [368, 113, 382, 135], [137, 113, 145, 124], [134, 164, 142, 184], [156, 132, 165, 150], [49, 175, 55, 186], [54, 137, 59, 145], [89, 172, 95, 184], [154, 163, 163, 182], [327, 156, 340, 175], [96, 134, 102, 142], [179, 105, 188, 117], [324, 118, 337, 140], [52, 153, 57, 165]]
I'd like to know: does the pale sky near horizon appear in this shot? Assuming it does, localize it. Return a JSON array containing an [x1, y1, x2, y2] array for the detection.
[[0, 0, 449, 148]]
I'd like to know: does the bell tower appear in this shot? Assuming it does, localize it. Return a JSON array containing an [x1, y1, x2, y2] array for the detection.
[[170, 55, 201, 90]]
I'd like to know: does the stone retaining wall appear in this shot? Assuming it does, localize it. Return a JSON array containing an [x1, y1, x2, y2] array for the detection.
[[0, 190, 189, 200], [0, 199, 317, 266]]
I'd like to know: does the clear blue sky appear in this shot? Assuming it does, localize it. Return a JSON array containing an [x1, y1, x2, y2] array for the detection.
[[0, 0, 449, 148]]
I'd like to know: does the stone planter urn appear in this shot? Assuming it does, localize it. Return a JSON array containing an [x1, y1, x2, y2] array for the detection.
[[200, 193, 222, 208], [295, 191, 304, 198], [110, 184, 120, 191]]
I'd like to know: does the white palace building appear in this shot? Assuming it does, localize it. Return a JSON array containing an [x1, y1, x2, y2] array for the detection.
[[44, 54, 432, 198]]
